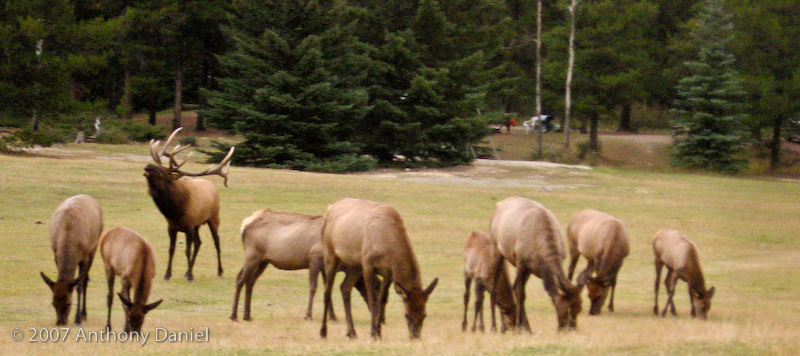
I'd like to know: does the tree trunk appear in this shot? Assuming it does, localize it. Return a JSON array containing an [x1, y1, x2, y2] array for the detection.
[[148, 106, 157, 126], [564, 0, 577, 149], [121, 68, 133, 119], [535, 0, 543, 158], [618, 103, 633, 132], [589, 112, 600, 152], [769, 114, 783, 171], [172, 65, 183, 131]]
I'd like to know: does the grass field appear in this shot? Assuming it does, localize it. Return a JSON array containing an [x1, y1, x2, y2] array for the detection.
[[2, 140, 800, 355]]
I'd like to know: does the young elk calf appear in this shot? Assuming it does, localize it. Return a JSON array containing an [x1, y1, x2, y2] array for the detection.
[[100, 227, 163, 332], [463, 231, 516, 333], [653, 229, 716, 320], [566, 209, 630, 315], [41, 194, 103, 325]]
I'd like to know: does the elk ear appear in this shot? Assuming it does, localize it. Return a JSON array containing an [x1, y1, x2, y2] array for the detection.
[[144, 299, 163, 313], [424, 278, 439, 297], [395, 283, 410, 299], [118, 292, 133, 309], [40, 272, 55, 289], [706, 287, 716, 299]]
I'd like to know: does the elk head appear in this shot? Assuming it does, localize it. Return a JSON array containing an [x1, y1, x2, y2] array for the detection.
[[691, 286, 716, 320], [118, 293, 162, 333], [396, 278, 438, 339], [41, 272, 78, 325], [586, 276, 611, 315], [554, 277, 584, 331], [144, 127, 235, 190]]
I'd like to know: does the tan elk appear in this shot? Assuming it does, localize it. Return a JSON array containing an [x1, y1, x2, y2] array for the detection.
[[100, 226, 163, 332], [232, 209, 332, 321], [462, 231, 516, 333], [490, 197, 584, 331], [320, 198, 438, 340], [41, 194, 103, 326], [566, 209, 630, 315], [145, 127, 234, 281], [653, 229, 716, 320]]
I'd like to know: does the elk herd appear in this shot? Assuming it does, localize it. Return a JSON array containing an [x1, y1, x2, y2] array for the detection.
[[39, 129, 716, 340]]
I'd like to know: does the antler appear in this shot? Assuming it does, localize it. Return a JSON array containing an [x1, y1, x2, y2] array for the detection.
[[148, 127, 236, 186], [174, 146, 236, 187]]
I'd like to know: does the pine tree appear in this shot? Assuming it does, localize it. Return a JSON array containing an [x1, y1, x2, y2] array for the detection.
[[203, 0, 374, 172], [670, 0, 748, 173]]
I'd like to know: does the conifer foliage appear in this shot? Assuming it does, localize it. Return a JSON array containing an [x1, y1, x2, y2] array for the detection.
[[670, 0, 748, 173], [203, 0, 491, 171]]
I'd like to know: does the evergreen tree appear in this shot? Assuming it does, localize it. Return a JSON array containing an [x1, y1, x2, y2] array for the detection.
[[670, 0, 748, 173], [204, 0, 374, 171]]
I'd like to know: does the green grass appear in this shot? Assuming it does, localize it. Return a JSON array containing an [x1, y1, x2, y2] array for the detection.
[[2, 142, 800, 355]]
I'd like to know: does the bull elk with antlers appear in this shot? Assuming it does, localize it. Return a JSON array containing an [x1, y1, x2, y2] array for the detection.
[[145, 127, 235, 281]]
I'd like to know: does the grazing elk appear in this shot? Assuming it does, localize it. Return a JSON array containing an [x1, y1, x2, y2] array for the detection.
[[320, 198, 438, 340], [653, 229, 716, 320], [566, 209, 630, 315], [41, 194, 103, 325], [463, 231, 516, 333], [490, 197, 584, 331], [144, 127, 235, 281], [231, 209, 385, 322], [100, 226, 163, 332]]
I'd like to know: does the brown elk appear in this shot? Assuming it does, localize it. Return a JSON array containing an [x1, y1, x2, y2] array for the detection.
[[40, 194, 103, 326], [231, 209, 383, 322], [462, 231, 516, 333], [653, 229, 716, 320], [490, 197, 584, 331], [320, 198, 438, 340], [566, 209, 630, 315], [100, 226, 163, 332], [144, 127, 234, 281]]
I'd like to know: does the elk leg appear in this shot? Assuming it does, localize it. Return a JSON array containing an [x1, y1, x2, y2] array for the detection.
[[462, 276, 472, 332], [231, 268, 244, 321], [74, 262, 85, 325], [489, 288, 497, 332], [567, 252, 580, 281], [342, 269, 362, 339], [306, 257, 323, 321], [377, 276, 391, 325], [513, 267, 532, 333], [654, 258, 663, 315], [608, 275, 618, 312], [662, 270, 678, 317], [185, 229, 202, 281], [208, 220, 223, 276], [105, 272, 115, 329], [164, 227, 178, 280], [474, 281, 486, 332], [243, 261, 268, 321], [83, 254, 95, 321], [689, 288, 696, 317], [325, 268, 340, 322], [320, 256, 339, 338]]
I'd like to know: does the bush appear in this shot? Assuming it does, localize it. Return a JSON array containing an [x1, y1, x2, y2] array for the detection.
[[120, 121, 166, 142], [178, 136, 198, 147], [93, 127, 130, 144]]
